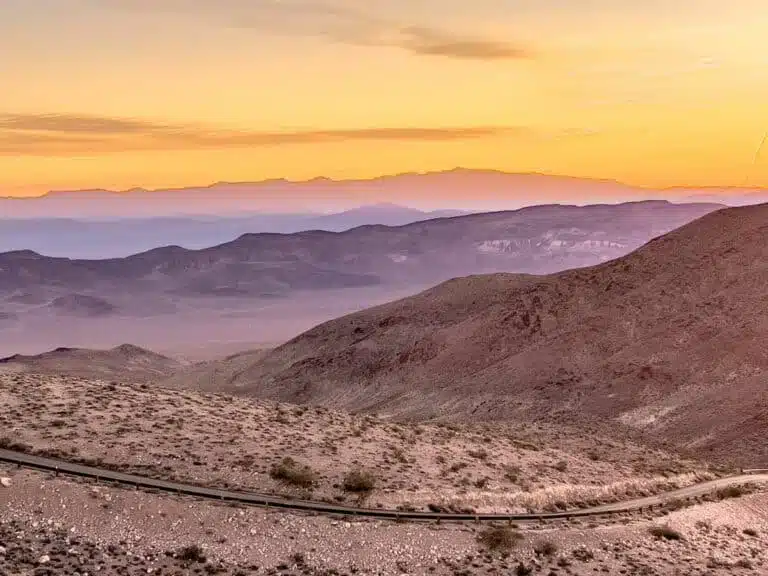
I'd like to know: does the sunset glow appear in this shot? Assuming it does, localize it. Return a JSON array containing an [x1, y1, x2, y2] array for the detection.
[[2, 0, 767, 196]]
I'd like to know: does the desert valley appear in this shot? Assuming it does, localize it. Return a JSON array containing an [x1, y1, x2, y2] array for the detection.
[[4, 1, 768, 572], [1, 197, 767, 575]]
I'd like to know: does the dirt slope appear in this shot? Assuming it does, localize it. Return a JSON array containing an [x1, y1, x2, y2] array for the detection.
[[227, 203, 768, 466]]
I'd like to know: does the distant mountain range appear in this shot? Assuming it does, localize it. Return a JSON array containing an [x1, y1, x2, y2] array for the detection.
[[3, 169, 766, 218], [0, 203, 467, 258], [0, 199, 724, 360], [0, 200, 721, 303]]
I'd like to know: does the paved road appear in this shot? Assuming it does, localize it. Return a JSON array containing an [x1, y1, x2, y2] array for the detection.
[[1, 448, 766, 522]]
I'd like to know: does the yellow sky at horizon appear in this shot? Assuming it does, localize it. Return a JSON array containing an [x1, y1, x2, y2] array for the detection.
[[1, 0, 767, 197]]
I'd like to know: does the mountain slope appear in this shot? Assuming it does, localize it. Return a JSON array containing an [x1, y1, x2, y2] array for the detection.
[[225, 203, 768, 466]]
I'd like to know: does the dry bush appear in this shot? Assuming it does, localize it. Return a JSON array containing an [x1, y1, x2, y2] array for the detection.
[[342, 469, 376, 493], [477, 525, 523, 552], [269, 457, 316, 489], [533, 539, 558, 557], [176, 544, 206, 564], [649, 524, 683, 541]]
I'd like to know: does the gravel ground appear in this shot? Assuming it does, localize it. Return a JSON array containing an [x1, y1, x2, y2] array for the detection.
[[2, 467, 766, 575]]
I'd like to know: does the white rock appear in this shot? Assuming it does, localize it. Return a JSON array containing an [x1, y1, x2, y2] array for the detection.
[[0, 477, 10, 488], [0, 545, 6, 555], [39, 554, 51, 564]]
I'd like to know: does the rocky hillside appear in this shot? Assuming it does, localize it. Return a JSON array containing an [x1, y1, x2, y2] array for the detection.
[[224, 203, 768, 466]]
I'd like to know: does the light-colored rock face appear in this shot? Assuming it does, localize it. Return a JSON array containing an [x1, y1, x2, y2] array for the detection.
[[476, 239, 530, 254], [476, 232, 628, 255]]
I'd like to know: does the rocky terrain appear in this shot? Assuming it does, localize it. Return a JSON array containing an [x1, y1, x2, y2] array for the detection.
[[0, 372, 717, 514], [217, 203, 768, 468], [1, 465, 766, 575]]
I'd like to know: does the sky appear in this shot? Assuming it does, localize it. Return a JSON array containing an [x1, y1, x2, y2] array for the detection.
[[1, 0, 767, 197]]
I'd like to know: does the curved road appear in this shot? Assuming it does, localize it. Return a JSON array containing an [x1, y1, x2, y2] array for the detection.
[[0, 449, 766, 522]]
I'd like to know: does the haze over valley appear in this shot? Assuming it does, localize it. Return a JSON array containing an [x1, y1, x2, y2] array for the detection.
[[0, 200, 719, 358]]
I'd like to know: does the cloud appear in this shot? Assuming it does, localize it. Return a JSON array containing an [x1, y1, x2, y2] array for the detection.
[[0, 113, 177, 134], [0, 112, 533, 156], [96, 0, 532, 61], [392, 26, 529, 60]]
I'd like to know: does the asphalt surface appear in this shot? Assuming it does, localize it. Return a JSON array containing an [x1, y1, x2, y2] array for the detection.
[[1, 448, 766, 522]]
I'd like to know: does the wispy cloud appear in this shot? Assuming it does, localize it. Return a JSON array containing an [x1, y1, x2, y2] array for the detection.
[[0, 113, 177, 134], [96, 0, 532, 61], [0, 112, 535, 156]]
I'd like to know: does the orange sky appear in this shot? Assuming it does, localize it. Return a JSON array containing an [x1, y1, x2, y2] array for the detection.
[[2, 0, 767, 197]]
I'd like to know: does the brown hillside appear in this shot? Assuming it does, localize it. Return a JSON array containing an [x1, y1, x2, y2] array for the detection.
[[0, 344, 183, 382], [228, 204, 768, 466]]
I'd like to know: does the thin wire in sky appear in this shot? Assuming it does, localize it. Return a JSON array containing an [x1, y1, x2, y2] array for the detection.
[[744, 130, 767, 186]]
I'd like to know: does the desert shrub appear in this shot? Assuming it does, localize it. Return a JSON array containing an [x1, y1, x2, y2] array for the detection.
[[572, 547, 594, 562], [715, 485, 747, 500], [554, 460, 568, 472], [342, 469, 376, 493], [0, 436, 30, 452], [665, 498, 686, 511], [503, 464, 522, 483], [468, 449, 488, 460], [269, 457, 316, 488], [177, 544, 206, 564], [474, 477, 489, 489], [514, 562, 533, 575], [743, 528, 758, 537], [477, 525, 523, 552], [533, 539, 558, 556], [649, 524, 683, 541]]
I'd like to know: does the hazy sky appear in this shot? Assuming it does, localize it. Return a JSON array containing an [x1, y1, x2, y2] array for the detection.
[[2, 0, 767, 196]]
